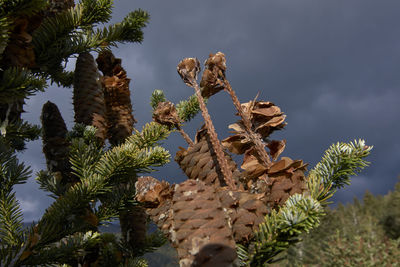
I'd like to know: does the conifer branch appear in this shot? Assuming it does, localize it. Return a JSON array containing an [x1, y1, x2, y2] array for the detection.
[[21, 231, 101, 266], [238, 194, 324, 266], [125, 122, 171, 149], [1, 120, 41, 151], [0, 0, 47, 17], [150, 89, 167, 110], [0, 17, 10, 58], [0, 145, 30, 247], [176, 94, 206, 122], [0, 67, 47, 103], [307, 139, 372, 205]]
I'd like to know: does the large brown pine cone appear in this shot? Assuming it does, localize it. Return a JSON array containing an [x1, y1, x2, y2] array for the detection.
[[175, 126, 243, 188], [169, 180, 236, 267], [96, 50, 135, 145], [73, 52, 107, 142]]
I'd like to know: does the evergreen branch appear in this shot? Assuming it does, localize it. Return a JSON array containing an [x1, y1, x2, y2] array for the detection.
[[36, 172, 109, 247], [96, 143, 170, 183], [79, 0, 113, 25], [33, 7, 148, 86], [56, 9, 149, 54], [307, 139, 372, 204], [35, 171, 67, 199], [97, 179, 138, 212], [176, 94, 207, 122], [0, 241, 28, 267], [2, 120, 41, 151], [0, 144, 31, 194], [32, 4, 87, 65], [46, 68, 75, 88], [0, 145, 28, 251], [0, 0, 47, 17], [0, 67, 47, 103], [69, 137, 103, 182], [126, 122, 171, 149], [242, 194, 324, 266], [150, 89, 166, 110], [21, 231, 101, 266], [0, 191, 24, 245], [32, 1, 114, 54], [0, 17, 10, 58]]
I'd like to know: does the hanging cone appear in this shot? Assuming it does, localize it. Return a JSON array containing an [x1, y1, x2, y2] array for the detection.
[[169, 180, 236, 267], [41, 101, 74, 183], [96, 50, 135, 145], [73, 52, 107, 142], [175, 126, 243, 188]]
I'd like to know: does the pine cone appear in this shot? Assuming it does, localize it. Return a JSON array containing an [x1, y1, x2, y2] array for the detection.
[[153, 101, 181, 129], [41, 101, 72, 181], [96, 50, 135, 145], [177, 58, 201, 87], [222, 100, 286, 155], [73, 52, 107, 142], [136, 176, 174, 238], [175, 126, 243, 188], [217, 188, 270, 244], [200, 52, 226, 98], [169, 180, 236, 267], [259, 157, 308, 209]]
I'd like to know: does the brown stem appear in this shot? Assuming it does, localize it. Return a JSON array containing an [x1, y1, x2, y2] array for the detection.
[[191, 80, 236, 190], [176, 125, 194, 146], [223, 79, 271, 166]]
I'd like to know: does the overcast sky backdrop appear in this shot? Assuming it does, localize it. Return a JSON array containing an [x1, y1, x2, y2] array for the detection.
[[15, 0, 400, 222]]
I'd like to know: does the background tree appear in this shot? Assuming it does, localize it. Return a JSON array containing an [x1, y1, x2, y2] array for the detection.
[[283, 180, 400, 266]]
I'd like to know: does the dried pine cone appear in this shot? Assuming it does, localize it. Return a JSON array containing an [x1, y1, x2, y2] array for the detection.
[[175, 126, 243, 188], [153, 101, 181, 128], [73, 52, 107, 142], [96, 50, 135, 145], [177, 58, 201, 87], [222, 100, 286, 155], [200, 52, 227, 98], [136, 176, 174, 238]]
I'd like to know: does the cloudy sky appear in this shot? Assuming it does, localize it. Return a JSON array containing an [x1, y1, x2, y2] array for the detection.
[[15, 0, 400, 221]]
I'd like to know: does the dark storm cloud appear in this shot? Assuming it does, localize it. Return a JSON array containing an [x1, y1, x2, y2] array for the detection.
[[18, 0, 400, 220]]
